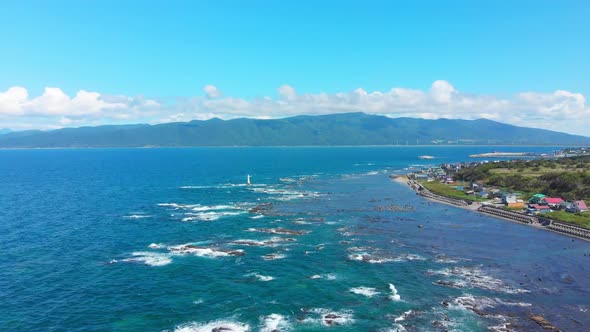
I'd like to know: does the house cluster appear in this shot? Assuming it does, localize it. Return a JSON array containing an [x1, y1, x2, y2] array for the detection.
[[409, 161, 487, 183], [409, 164, 588, 216], [526, 194, 588, 214]]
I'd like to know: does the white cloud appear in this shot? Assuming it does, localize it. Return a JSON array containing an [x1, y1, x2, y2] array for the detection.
[[278, 84, 296, 100], [203, 84, 221, 98], [1, 81, 589, 136]]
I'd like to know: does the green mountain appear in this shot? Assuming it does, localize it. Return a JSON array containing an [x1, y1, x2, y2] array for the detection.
[[0, 113, 588, 147]]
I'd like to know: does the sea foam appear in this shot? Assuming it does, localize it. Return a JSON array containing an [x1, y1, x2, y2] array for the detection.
[[122, 251, 172, 267], [259, 314, 291, 332], [173, 319, 250, 332], [389, 284, 401, 301], [350, 286, 380, 297]]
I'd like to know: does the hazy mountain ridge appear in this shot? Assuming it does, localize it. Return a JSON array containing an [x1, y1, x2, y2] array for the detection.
[[0, 113, 588, 147]]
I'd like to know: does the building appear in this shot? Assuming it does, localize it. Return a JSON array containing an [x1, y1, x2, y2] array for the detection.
[[527, 204, 552, 214], [529, 193, 546, 204], [566, 200, 589, 213], [507, 202, 525, 209], [540, 197, 564, 207], [502, 193, 519, 204]]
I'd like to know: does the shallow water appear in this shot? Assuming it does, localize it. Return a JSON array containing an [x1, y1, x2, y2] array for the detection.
[[1, 146, 589, 331]]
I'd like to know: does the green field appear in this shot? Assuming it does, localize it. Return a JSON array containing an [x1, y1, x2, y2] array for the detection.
[[419, 181, 488, 202], [489, 166, 585, 177]]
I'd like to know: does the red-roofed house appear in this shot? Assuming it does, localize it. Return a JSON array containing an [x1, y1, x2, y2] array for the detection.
[[566, 200, 588, 213], [540, 197, 564, 207]]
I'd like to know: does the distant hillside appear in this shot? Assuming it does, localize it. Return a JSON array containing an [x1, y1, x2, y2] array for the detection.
[[0, 113, 589, 147]]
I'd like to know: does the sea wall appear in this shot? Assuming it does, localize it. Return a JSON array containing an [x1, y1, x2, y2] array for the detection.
[[477, 205, 538, 224], [544, 219, 590, 240]]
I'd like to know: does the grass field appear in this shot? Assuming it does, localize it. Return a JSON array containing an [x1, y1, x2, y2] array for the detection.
[[419, 181, 488, 202], [545, 211, 590, 228], [489, 166, 586, 177]]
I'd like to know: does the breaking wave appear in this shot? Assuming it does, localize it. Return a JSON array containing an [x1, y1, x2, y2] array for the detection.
[[301, 308, 354, 327], [173, 319, 250, 332], [259, 314, 291, 332], [427, 266, 530, 294], [389, 284, 401, 301], [246, 273, 274, 282], [350, 286, 380, 297], [122, 251, 172, 267]]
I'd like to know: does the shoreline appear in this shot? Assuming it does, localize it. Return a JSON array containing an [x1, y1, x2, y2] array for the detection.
[[0, 144, 582, 150], [392, 175, 590, 242]]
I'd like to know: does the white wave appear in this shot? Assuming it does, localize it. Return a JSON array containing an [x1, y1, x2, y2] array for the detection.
[[168, 244, 244, 258], [123, 214, 151, 219], [450, 295, 498, 312], [309, 273, 337, 280], [250, 215, 265, 219], [382, 324, 407, 332], [428, 266, 530, 294], [350, 287, 379, 297], [122, 251, 172, 267], [180, 183, 267, 189], [193, 299, 204, 305], [434, 256, 459, 264], [190, 204, 243, 211], [247, 273, 274, 282], [348, 252, 425, 264], [148, 243, 165, 249], [394, 310, 413, 323], [389, 284, 401, 301], [391, 254, 426, 262], [248, 186, 322, 201], [302, 308, 354, 327], [157, 203, 201, 209], [231, 237, 295, 248], [174, 319, 250, 332], [259, 314, 291, 332], [181, 210, 246, 222]]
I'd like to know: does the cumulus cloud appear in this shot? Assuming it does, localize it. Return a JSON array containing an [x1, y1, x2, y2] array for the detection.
[[278, 84, 296, 100], [1, 81, 589, 136], [203, 84, 221, 98]]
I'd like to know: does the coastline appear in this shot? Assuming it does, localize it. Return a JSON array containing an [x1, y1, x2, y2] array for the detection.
[[392, 175, 590, 242]]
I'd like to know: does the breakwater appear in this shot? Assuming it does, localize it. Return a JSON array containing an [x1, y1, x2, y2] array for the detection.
[[545, 219, 590, 240], [477, 205, 538, 224]]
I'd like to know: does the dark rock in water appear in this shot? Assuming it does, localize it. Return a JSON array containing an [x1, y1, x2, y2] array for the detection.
[[418, 224, 424, 228], [249, 202, 273, 214], [249, 227, 309, 235], [224, 250, 245, 256], [434, 280, 463, 289], [529, 314, 561, 331], [212, 327, 234, 332], [323, 313, 342, 326], [375, 204, 415, 212], [560, 274, 575, 284], [432, 320, 445, 328]]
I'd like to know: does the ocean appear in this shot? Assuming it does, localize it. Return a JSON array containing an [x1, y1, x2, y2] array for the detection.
[[1, 146, 589, 331]]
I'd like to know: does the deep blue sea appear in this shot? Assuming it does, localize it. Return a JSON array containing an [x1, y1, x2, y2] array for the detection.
[[1, 146, 589, 332]]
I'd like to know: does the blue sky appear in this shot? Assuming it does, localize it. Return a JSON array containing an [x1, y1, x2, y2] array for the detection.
[[0, 1, 589, 134]]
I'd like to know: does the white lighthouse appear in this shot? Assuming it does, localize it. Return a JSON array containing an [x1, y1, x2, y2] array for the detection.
[[247, 174, 251, 186]]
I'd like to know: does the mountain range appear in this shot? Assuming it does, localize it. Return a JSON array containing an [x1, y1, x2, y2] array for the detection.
[[0, 113, 588, 147]]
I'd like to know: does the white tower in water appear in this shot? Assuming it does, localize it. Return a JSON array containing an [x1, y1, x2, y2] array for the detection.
[[247, 174, 251, 185]]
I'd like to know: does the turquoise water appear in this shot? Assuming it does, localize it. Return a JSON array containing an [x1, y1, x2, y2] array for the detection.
[[1, 146, 589, 331]]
